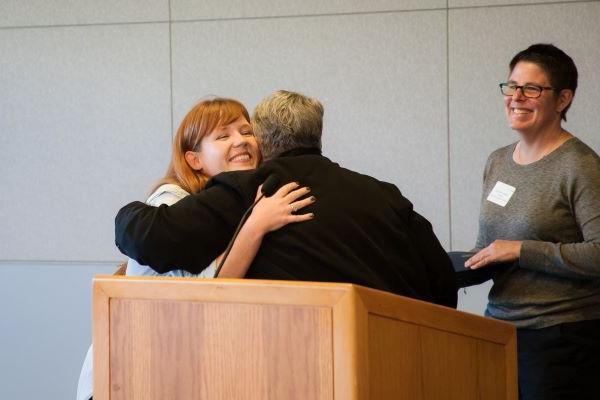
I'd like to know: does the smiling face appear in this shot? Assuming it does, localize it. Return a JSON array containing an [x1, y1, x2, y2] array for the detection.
[[504, 61, 568, 136], [193, 115, 260, 177]]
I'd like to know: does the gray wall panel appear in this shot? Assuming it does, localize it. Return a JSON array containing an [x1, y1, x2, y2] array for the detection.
[[458, 281, 493, 314], [171, 0, 445, 20], [0, 24, 173, 261], [449, 2, 600, 251], [0, 262, 115, 400], [0, 0, 169, 27], [171, 10, 450, 246]]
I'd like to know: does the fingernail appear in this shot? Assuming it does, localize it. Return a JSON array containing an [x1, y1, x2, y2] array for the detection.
[[310, 196, 316, 201], [309, 213, 315, 218], [306, 187, 311, 192]]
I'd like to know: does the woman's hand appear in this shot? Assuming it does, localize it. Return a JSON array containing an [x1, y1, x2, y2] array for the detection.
[[214, 182, 315, 278], [465, 240, 522, 269], [248, 182, 315, 235]]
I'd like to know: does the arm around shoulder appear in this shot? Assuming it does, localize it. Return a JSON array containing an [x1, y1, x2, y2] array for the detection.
[[115, 188, 241, 274]]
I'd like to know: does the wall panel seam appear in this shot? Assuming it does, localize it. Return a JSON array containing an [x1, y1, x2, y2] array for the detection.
[[169, 8, 447, 24], [446, 0, 453, 249], [0, 20, 169, 31], [448, 0, 599, 11], [1, 1, 597, 30]]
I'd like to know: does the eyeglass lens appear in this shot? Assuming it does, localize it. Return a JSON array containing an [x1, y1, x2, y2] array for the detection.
[[501, 84, 543, 98]]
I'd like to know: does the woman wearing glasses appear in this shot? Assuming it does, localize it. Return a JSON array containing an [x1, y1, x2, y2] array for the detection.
[[465, 44, 600, 399]]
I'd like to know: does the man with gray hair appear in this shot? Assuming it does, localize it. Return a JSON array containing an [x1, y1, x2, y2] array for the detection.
[[252, 90, 324, 160], [116, 90, 456, 307]]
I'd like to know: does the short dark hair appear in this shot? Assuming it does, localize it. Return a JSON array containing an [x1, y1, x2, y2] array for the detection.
[[509, 43, 578, 121]]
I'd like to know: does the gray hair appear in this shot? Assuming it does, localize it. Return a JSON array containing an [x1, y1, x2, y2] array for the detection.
[[252, 90, 323, 160]]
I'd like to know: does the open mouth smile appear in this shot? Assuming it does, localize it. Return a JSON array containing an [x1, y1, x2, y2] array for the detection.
[[229, 152, 252, 162]]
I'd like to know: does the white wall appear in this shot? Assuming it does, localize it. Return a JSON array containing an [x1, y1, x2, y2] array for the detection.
[[1, 1, 599, 398]]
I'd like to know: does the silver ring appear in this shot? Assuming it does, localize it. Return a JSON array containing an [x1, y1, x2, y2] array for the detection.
[[290, 203, 297, 213]]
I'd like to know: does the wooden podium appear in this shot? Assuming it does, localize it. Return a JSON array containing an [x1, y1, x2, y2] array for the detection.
[[93, 276, 516, 400]]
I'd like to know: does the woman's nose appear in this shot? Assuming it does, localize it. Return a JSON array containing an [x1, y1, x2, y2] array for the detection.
[[512, 87, 525, 100], [232, 131, 248, 146]]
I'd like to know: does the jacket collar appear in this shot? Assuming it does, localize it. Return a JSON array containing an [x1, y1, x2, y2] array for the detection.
[[277, 147, 322, 158]]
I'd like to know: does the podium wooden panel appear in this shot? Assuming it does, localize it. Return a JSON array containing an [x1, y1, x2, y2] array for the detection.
[[93, 276, 516, 400]]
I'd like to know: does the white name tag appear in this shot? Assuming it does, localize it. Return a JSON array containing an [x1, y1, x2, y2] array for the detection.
[[486, 181, 516, 207]]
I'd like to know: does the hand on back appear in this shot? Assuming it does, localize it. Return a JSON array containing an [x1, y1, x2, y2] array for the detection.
[[248, 182, 315, 234], [465, 240, 522, 269]]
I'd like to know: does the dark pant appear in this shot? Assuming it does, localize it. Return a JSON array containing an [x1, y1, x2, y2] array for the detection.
[[517, 319, 600, 400]]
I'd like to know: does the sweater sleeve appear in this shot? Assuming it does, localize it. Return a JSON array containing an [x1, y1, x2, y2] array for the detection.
[[520, 153, 600, 279]]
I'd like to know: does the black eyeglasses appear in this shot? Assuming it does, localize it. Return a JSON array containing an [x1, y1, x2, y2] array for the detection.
[[499, 83, 555, 98]]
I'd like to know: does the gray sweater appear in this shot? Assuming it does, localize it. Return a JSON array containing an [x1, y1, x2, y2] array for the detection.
[[476, 137, 600, 329]]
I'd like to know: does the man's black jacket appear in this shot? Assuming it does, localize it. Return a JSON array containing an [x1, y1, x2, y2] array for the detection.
[[115, 148, 457, 308]]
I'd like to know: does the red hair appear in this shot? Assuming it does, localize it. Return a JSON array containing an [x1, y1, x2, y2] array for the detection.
[[151, 98, 251, 194]]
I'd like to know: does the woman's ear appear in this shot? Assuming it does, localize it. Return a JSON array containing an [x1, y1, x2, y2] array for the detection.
[[184, 150, 203, 171], [556, 89, 574, 113]]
